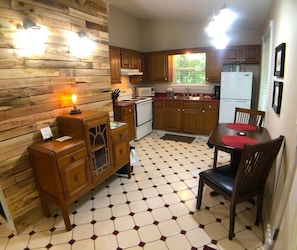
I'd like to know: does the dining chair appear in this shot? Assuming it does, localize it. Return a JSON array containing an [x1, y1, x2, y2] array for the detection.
[[234, 107, 265, 127], [196, 136, 284, 240], [213, 107, 266, 168]]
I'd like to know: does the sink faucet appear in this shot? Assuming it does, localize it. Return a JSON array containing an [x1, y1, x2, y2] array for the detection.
[[184, 87, 190, 97]]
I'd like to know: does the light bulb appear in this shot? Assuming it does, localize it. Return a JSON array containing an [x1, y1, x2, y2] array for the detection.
[[72, 94, 77, 105]]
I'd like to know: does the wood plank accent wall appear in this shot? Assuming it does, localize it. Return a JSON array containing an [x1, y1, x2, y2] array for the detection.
[[0, 0, 112, 233]]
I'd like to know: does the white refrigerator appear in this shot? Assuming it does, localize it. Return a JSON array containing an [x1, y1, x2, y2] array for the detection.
[[219, 72, 253, 123]]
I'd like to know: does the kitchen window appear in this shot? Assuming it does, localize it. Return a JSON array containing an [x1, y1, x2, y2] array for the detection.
[[173, 53, 206, 85]]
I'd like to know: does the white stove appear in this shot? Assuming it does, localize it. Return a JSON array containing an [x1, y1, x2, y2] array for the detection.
[[120, 97, 153, 104], [116, 88, 153, 140]]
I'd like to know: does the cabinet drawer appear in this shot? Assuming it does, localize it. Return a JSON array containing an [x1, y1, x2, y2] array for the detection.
[[153, 100, 163, 107], [111, 127, 128, 142], [183, 102, 202, 109], [57, 148, 87, 168], [164, 101, 181, 108], [59, 158, 89, 199], [202, 102, 219, 110], [123, 105, 134, 115]]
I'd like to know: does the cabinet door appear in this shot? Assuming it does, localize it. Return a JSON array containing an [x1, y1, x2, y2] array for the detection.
[[164, 101, 181, 131], [146, 52, 170, 82], [59, 158, 90, 199], [109, 46, 121, 84], [87, 121, 111, 178], [223, 47, 240, 63], [241, 45, 260, 63], [110, 124, 129, 170], [181, 102, 201, 134], [200, 103, 219, 135], [153, 100, 164, 130], [120, 48, 131, 69], [123, 106, 135, 141], [131, 50, 141, 69], [206, 49, 223, 82]]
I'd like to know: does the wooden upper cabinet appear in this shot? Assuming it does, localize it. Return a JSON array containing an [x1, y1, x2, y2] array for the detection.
[[120, 48, 141, 69], [206, 48, 223, 82], [223, 45, 261, 64], [109, 46, 121, 84], [144, 52, 172, 82], [241, 45, 261, 63]]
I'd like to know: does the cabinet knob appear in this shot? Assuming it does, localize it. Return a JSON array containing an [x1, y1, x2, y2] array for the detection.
[[208, 105, 212, 108], [202, 110, 205, 112], [183, 109, 185, 112], [177, 108, 180, 112], [71, 156, 75, 162]]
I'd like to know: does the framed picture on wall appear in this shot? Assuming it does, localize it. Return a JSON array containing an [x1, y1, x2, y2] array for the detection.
[[272, 81, 283, 114], [274, 43, 286, 77]]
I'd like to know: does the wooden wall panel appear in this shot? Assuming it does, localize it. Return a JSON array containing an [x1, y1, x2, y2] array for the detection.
[[0, 0, 111, 233]]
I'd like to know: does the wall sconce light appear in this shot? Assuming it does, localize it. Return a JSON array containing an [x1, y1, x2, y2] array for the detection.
[[15, 18, 46, 56], [70, 94, 81, 114], [23, 18, 40, 30], [69, 31, 95, 58]]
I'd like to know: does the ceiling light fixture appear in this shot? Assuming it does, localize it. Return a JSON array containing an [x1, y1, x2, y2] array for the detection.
[[205, 1, 236, 49]]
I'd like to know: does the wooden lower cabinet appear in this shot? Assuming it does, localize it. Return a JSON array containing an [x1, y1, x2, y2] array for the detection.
[[181, 102, 202, 134], [153, 100, 164, 129], [110, 123, 130, 177], [29, 138, 90, 231], [155, 100, 218, 135], [164, 101, 181, 132], [114, 104, 136, 141], [200, 102, 219, 135], [29, 111, 130, 231]]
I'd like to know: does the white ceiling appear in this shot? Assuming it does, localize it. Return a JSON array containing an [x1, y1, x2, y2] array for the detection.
[[108, 0, 274, 31]]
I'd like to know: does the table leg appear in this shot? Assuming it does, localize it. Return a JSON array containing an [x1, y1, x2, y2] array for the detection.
[[230, 150, 242, 169], [213, 147, 218, 169]]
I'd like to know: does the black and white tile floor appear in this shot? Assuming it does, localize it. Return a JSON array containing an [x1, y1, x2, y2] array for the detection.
[[0, 131, 264, 250]]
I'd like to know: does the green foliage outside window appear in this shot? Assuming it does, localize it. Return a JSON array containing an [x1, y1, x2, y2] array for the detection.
[[174, 53, 206, 84]]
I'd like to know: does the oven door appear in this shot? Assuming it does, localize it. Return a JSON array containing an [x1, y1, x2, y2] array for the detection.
[[135, 100, 153, 126]]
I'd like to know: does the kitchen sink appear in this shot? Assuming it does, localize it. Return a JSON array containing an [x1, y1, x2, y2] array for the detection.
[[173, 96, 201, 100]]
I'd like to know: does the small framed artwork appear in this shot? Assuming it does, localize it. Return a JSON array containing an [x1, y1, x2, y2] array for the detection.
[[274, 43, 286, 77], [272, 81, 283, 114]]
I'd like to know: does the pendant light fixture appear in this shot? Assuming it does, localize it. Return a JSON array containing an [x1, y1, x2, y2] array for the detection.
[[205, 0, 236, 49]]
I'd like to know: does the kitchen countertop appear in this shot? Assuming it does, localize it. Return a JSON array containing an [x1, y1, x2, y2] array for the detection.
[[153, 93, 220, 103], [114, 93, 220, 106]]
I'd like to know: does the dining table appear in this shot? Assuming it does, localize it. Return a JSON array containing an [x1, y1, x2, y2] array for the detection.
[[208, 122, 271, 170]]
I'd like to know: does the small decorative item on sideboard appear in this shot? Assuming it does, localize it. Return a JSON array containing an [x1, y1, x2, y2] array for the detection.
[[70, 94, 81, 114]]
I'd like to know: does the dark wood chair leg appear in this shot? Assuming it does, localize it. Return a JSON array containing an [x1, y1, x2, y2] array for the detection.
[[256, 193, 263, 225], [196, 179, 204, 209], [229, 202, 236, 240]]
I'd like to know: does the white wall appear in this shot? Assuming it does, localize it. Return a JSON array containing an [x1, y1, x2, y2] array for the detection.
[[262, 0, 297, 248], [140, 20, 262, 52], [108, 6, 142, 51]]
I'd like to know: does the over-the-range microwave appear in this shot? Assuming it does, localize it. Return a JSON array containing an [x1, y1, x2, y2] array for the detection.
[[135, 87, 155, 97]]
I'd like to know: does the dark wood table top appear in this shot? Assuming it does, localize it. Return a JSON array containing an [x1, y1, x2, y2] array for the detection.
[[208, 123, 271, 151]]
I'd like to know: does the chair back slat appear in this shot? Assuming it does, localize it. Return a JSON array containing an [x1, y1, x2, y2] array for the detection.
[[234, 107, 265, 127], [233, 136, 284, 198]]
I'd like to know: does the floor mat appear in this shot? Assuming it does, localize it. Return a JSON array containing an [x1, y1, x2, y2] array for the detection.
[[160, 133, 195, 143]]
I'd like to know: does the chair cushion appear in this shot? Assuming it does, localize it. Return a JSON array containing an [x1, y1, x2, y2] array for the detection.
[[200, 167, 235, 194]]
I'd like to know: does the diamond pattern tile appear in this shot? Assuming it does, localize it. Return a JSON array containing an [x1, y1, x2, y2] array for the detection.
[[0, 131, 265, 249]]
